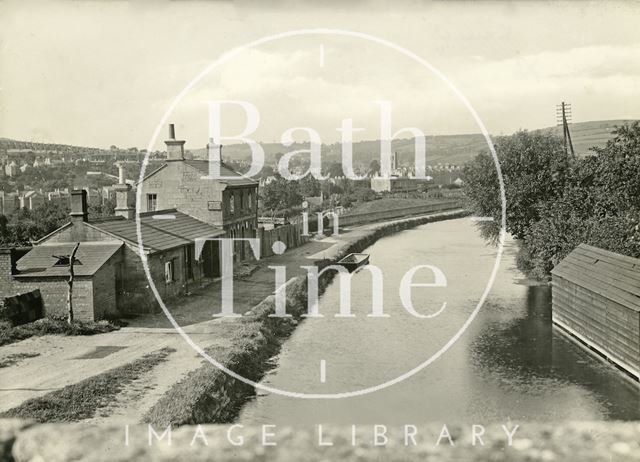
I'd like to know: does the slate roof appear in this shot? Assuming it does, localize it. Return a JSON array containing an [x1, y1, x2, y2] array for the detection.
[[183, 160, 258, 187], [88, 209, 226, 253], [15, 242, 122, 278]]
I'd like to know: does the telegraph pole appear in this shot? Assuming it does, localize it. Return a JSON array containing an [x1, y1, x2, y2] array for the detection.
[[556, 102, 575, 157]]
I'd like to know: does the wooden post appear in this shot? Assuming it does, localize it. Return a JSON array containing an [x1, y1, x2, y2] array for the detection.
[[67, 242, 80, 324]]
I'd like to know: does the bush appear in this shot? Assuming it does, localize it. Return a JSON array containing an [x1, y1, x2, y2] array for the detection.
[[0, 318, 120, 347]]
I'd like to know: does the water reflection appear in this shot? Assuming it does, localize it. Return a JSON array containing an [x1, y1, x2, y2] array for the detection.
[[470, 284, 639, 421]]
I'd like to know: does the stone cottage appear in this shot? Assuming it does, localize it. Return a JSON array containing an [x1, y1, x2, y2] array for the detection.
[[138, 125, 259, 261]]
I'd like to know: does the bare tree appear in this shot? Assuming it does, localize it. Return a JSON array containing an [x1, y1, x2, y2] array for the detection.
[[67, 243, 80, 324]]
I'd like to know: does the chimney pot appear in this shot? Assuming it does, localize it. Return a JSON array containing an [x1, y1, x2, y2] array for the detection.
[[117, 162, 126, 184], [165, 124, 185, 161]]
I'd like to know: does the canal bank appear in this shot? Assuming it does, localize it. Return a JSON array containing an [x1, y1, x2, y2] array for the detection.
[[143, 209, 469, 426]]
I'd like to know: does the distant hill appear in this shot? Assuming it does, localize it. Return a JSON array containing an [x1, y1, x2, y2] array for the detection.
[[536, 119, 635, 157], [2, 119, 635, 168], [193, 119, 636, 167]]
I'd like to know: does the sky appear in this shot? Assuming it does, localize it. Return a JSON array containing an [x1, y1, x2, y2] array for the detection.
[[1, 0, 639, 150]]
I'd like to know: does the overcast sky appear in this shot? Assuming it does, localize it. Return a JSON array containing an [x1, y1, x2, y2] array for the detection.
[[1, 0, 639, 150]]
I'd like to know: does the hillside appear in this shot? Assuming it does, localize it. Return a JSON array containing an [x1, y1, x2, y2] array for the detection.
[[2, 119, 635, 168], [537, 119, 635, 156], [193, 119, 636, 167]]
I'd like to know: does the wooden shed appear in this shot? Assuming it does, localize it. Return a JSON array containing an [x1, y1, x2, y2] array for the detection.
[[551, 244, 640, 380]]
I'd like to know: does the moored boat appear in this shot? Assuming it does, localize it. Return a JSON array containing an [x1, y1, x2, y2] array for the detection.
[[337, 253, 370, 272]]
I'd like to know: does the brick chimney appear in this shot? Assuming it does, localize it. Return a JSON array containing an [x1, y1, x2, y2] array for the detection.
[[165, 123, 185, 161], [70, 189, 88, 223], [114, 162, 135, 219], [0, 248, 18, 276]]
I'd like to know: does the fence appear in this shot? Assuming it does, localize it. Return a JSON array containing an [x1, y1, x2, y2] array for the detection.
[[258, 222, 309, 258]]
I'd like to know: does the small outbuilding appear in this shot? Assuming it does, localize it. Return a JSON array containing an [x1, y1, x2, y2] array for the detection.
[[13, 242, 123, 321], [551, 244, 640, 380]]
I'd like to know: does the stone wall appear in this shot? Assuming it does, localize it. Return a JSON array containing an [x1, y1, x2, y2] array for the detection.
[[0, 419, 638, 462], [140, 162, 258, 230], [116, 244, 207, 315], [6, 277, 95, 321], [91, 258, 117, 320]]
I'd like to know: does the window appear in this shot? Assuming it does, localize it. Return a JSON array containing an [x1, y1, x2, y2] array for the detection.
[[248, 192, 253, 209], [164, 260, 174, 283], [147, 193, 158, 212], [239, 192, 244, 209], [228, 193, 235, 215]]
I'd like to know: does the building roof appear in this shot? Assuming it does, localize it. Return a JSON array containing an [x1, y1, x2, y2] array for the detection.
[[183, 160, 258, 187], [141, 160, 257, 187], [551, 244, 640, 313], [88, 209, 226, 253], [15, 242, 122, 278]]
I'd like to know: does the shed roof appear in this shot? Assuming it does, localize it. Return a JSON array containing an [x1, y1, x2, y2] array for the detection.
[[15, 242, 122, 278], [551, 244, 640, 312], [88, 209, 226, 253]]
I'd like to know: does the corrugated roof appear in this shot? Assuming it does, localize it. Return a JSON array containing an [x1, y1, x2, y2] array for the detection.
[[15, 242, 122, 278], [183, 160, 258, 187], [89, 210, 226, 253], [551, 244, 640, 312]]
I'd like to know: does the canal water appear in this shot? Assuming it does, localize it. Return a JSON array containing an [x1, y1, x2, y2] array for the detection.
[[239, 218, 640, 424]]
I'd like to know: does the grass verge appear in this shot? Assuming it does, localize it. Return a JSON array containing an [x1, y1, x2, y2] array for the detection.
[[0, 347, 175, 422], [0, 352, 40, 368], [144, 279, 314, 427], [0, 318, 120, 347]]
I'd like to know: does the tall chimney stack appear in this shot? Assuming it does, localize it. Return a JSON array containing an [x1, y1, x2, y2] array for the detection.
[[207, 137, 223, 164], [114, 162, 135, 220], [165, 124, 185, 161], [70, 189, 88, 223]]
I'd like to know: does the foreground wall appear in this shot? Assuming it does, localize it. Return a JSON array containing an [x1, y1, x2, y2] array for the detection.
[[1, 419, 638, 462]]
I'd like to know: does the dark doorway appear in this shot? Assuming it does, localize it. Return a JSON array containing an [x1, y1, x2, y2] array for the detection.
[[202, 240, 221, 278]]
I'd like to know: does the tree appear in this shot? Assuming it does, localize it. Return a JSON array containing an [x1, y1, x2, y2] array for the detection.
[[369, 159, 381, 176], [66, 243, 80, 324], [299, 175, 321, 197], [260, 177, 303, 211], [327, 162, 344, 178], [465, 122, 640, 279], [463, 130, 571, 241], [0, 201, 69, 246]]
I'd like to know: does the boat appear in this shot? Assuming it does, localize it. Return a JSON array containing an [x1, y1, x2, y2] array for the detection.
[[337, 253, 370, 272]]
